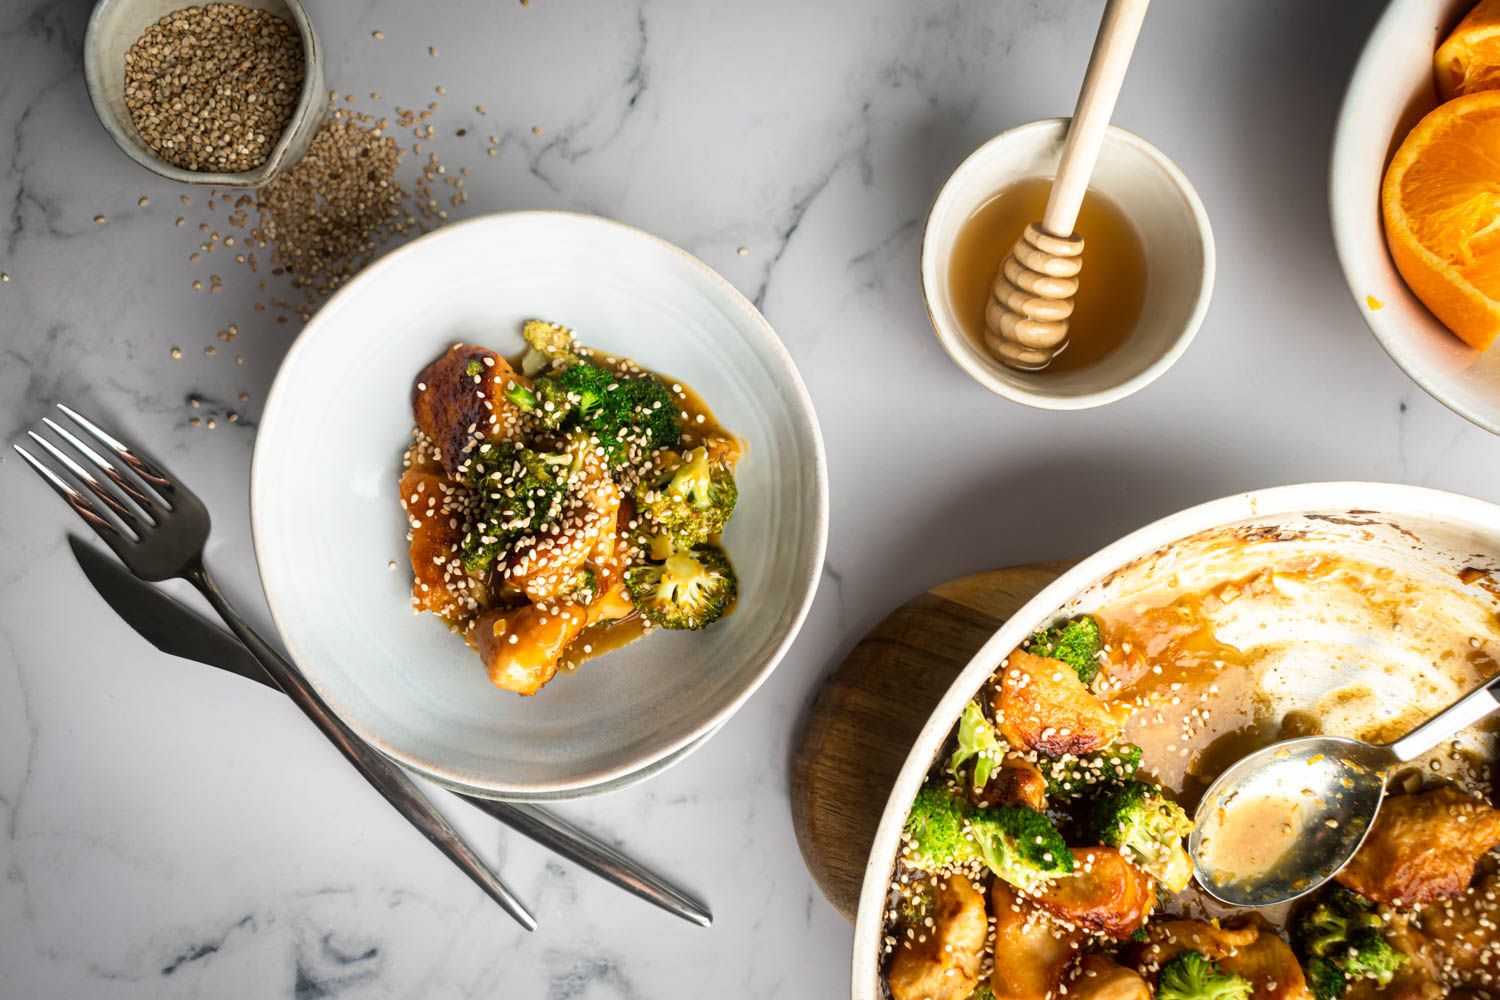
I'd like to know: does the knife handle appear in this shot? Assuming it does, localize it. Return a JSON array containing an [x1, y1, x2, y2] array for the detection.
[[462, 797, 712, 927], [185, 562, 536, 931]]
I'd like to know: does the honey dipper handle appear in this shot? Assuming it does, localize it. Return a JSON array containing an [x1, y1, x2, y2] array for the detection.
[[1042, 0, 1151, 238]]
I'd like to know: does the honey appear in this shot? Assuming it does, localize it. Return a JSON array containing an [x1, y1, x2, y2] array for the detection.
[[948, 177, 1147, 374]]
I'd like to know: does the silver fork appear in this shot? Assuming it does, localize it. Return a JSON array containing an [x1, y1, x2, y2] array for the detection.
[[16, 403, 537, 931]]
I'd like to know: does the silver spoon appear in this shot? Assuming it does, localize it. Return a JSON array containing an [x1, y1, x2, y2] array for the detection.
[[1189, 671, 1500, 907]]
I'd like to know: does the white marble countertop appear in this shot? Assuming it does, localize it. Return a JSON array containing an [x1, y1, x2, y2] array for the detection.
[[4, 0, 1500, 997]]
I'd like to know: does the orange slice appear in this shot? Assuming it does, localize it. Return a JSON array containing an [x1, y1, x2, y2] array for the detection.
[[1437, 0, 1500, 100], [1381, 90, 1500, 351]]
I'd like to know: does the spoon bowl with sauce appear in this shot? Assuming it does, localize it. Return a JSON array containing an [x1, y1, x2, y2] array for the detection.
[[1191, 672, 1500, 907]]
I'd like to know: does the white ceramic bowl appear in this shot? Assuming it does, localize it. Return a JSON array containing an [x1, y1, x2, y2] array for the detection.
[[850, 482, 1500, 999], [84, 0, 325, 187], [921, 119, 1214, 410], [1331, 0, 1500, 435], [251, 211, 828, 800]]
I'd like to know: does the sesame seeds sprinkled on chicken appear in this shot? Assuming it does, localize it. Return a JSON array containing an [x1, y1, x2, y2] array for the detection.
[[398, 323, 742, 696]]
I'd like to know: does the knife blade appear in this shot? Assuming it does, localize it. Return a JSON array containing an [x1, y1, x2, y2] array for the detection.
[[70, 534, 276, 692], [70, 536, 712, 927]]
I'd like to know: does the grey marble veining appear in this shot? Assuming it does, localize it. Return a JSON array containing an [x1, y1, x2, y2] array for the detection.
[[3, 0, 1498, 997]]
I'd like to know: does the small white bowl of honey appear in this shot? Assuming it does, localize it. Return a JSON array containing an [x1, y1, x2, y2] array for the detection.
[[922, 118, 1214, 410]]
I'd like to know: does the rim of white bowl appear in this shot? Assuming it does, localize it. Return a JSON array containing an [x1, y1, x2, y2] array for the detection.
[[920, 119, 1216, 411], [849, 480, 1500, 998], [250, 210, 830, 798], [1328, 0, 1500, 437]]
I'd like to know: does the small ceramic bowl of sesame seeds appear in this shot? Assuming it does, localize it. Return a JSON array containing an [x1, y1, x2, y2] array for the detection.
[[84, 0, 325, 187], [252, 211, 828, 799], [851, 482, 1500, 1000]]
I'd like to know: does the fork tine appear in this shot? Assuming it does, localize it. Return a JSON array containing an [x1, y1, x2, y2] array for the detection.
[[41, 417, 159, 514], [56, 403, 175, 498], [26, 431, 147, 536], [14, 444, 132, 559]]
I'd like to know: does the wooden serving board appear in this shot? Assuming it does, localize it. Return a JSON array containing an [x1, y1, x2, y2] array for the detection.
[[790, 560, 1076, 921]]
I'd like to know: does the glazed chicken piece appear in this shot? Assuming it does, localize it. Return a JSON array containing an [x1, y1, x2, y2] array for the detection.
[[1335, 786, 1500, 905], [1132, 920, 1310, 1000], [1132, 919, 1260, 974], [887, 873, 988, 1000], [1069, 955, 1150, 1000], [990, 880, 1083, 1000], [970, 756, 1049, 812], [399, 470, 480, 619], [412, 344, 526, 475], [1031, 847, 1155, 939], [471, 600, 589, 696], [1215, 930, 1310, 1000], [1352, 869, 1500, 997], [992, 649, 1131, 757]]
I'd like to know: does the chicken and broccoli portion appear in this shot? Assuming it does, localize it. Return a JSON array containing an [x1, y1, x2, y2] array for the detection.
[[400, 320, 742, 696], [883, 612, 1500, 1000]]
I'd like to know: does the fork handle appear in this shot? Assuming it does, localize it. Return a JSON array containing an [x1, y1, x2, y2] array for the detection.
[[185, 562, 537, 931]]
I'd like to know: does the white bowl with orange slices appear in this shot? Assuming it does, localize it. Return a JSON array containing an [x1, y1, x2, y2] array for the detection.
[[1332, 0, 1500, 434]]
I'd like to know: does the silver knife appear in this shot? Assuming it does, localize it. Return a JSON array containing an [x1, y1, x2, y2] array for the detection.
[[69, 535, 712, 927]]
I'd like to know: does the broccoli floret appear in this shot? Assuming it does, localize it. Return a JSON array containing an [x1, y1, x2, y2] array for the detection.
[[464, 358, 485, 377], [520, 319, 580, 374], [967, 987, 997, 1000], [1088, 780, 1194, 893], [1345, 936, 1404, 986], [949, 700, 1004, 792], [1156, 951, 1253, 1000], [969, 803, 1074, 892], [1039, 742, 1144, 797], [624, 541, 736, 630], [459, 440, 567, 574], [903, 786, 974, 870], [901, 786, 1073, 892], [1293, 886, 1406, 996], [1026, 614, 1104, 684], [635, 447, 738, 545], [504, 360, 683, 467], [1304, 959, 1347, 1000], [588, 371, 681, 466], [503, 377, 575, 431]]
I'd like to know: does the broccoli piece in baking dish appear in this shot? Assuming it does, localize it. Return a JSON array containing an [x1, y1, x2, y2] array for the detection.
[[624, 540, 737, 630], [1026, 614, 1104, 684], [1293, 885, 1406, 997], [902, 785, 1073, 892], [1155, 951, 1253, 1000], [1087, 780, 1194, 893], [519, 319, 581, 374], [1304, 959, 1348, 1000], [635, 446, 738, 546], [1038, 742, 1144, 798], [949, 700, 1005, 792], [459, 440, 567, 574]]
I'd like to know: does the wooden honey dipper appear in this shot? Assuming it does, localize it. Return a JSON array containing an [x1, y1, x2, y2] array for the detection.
[[986, 0, 1151, 371]]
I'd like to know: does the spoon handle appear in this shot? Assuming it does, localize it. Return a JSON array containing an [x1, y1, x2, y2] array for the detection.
[[1042, 0, 1151, 237], [1386, 672, 1500, 762]]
